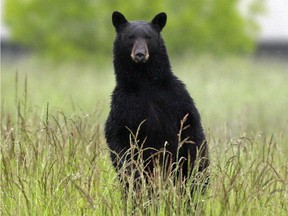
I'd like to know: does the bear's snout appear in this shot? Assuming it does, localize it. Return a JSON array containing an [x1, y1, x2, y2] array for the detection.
[[131, 39, 149, 63]]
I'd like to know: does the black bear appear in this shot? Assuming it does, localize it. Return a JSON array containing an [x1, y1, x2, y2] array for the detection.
[[105, 11, 209, 192]]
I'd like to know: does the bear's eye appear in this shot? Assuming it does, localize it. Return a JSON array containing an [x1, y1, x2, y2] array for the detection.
[[145, 35, 152, 40], [128, 35, 135, 40]]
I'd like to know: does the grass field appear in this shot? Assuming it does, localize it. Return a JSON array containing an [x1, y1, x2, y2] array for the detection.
[[1, 55, 288, 215]]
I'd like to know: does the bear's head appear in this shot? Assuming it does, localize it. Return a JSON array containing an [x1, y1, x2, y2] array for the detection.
[[112, 11, 167, 63]]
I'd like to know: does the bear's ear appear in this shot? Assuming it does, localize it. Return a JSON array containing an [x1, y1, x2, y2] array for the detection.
[[151, 12, 167, 32], [112, 11, 128, 32]]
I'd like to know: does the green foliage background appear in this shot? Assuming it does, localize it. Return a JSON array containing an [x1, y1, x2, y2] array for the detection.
[[5, 0, 260, 61]]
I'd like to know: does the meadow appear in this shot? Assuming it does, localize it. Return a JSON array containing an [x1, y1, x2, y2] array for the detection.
[[1, 55, 288, 215]]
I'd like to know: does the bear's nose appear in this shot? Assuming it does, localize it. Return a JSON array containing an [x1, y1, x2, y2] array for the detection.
[[132, 51, 149, 63], [135, 52, 145, 62]]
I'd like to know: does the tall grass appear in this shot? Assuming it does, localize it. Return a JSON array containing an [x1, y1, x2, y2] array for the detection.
[[1, 56, 288, 215]]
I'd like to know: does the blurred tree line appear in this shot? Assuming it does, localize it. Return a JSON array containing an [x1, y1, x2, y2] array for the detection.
[[5, 0, 263, 61]]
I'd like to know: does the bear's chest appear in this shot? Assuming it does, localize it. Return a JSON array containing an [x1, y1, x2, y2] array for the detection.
[[119, 88, 178, 131]]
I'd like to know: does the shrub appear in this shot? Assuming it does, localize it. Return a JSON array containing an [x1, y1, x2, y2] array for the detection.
[[5, 0, 261, 61]]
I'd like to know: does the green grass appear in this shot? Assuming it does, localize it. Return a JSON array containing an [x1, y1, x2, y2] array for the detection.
[[1, 55, 288, 215]]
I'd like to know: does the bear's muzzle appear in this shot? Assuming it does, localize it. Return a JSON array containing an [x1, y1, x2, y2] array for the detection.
[[131, 39, 149, 63]]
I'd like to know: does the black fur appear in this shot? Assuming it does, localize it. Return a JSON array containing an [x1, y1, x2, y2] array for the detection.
[[105, 12, 209, 189]]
